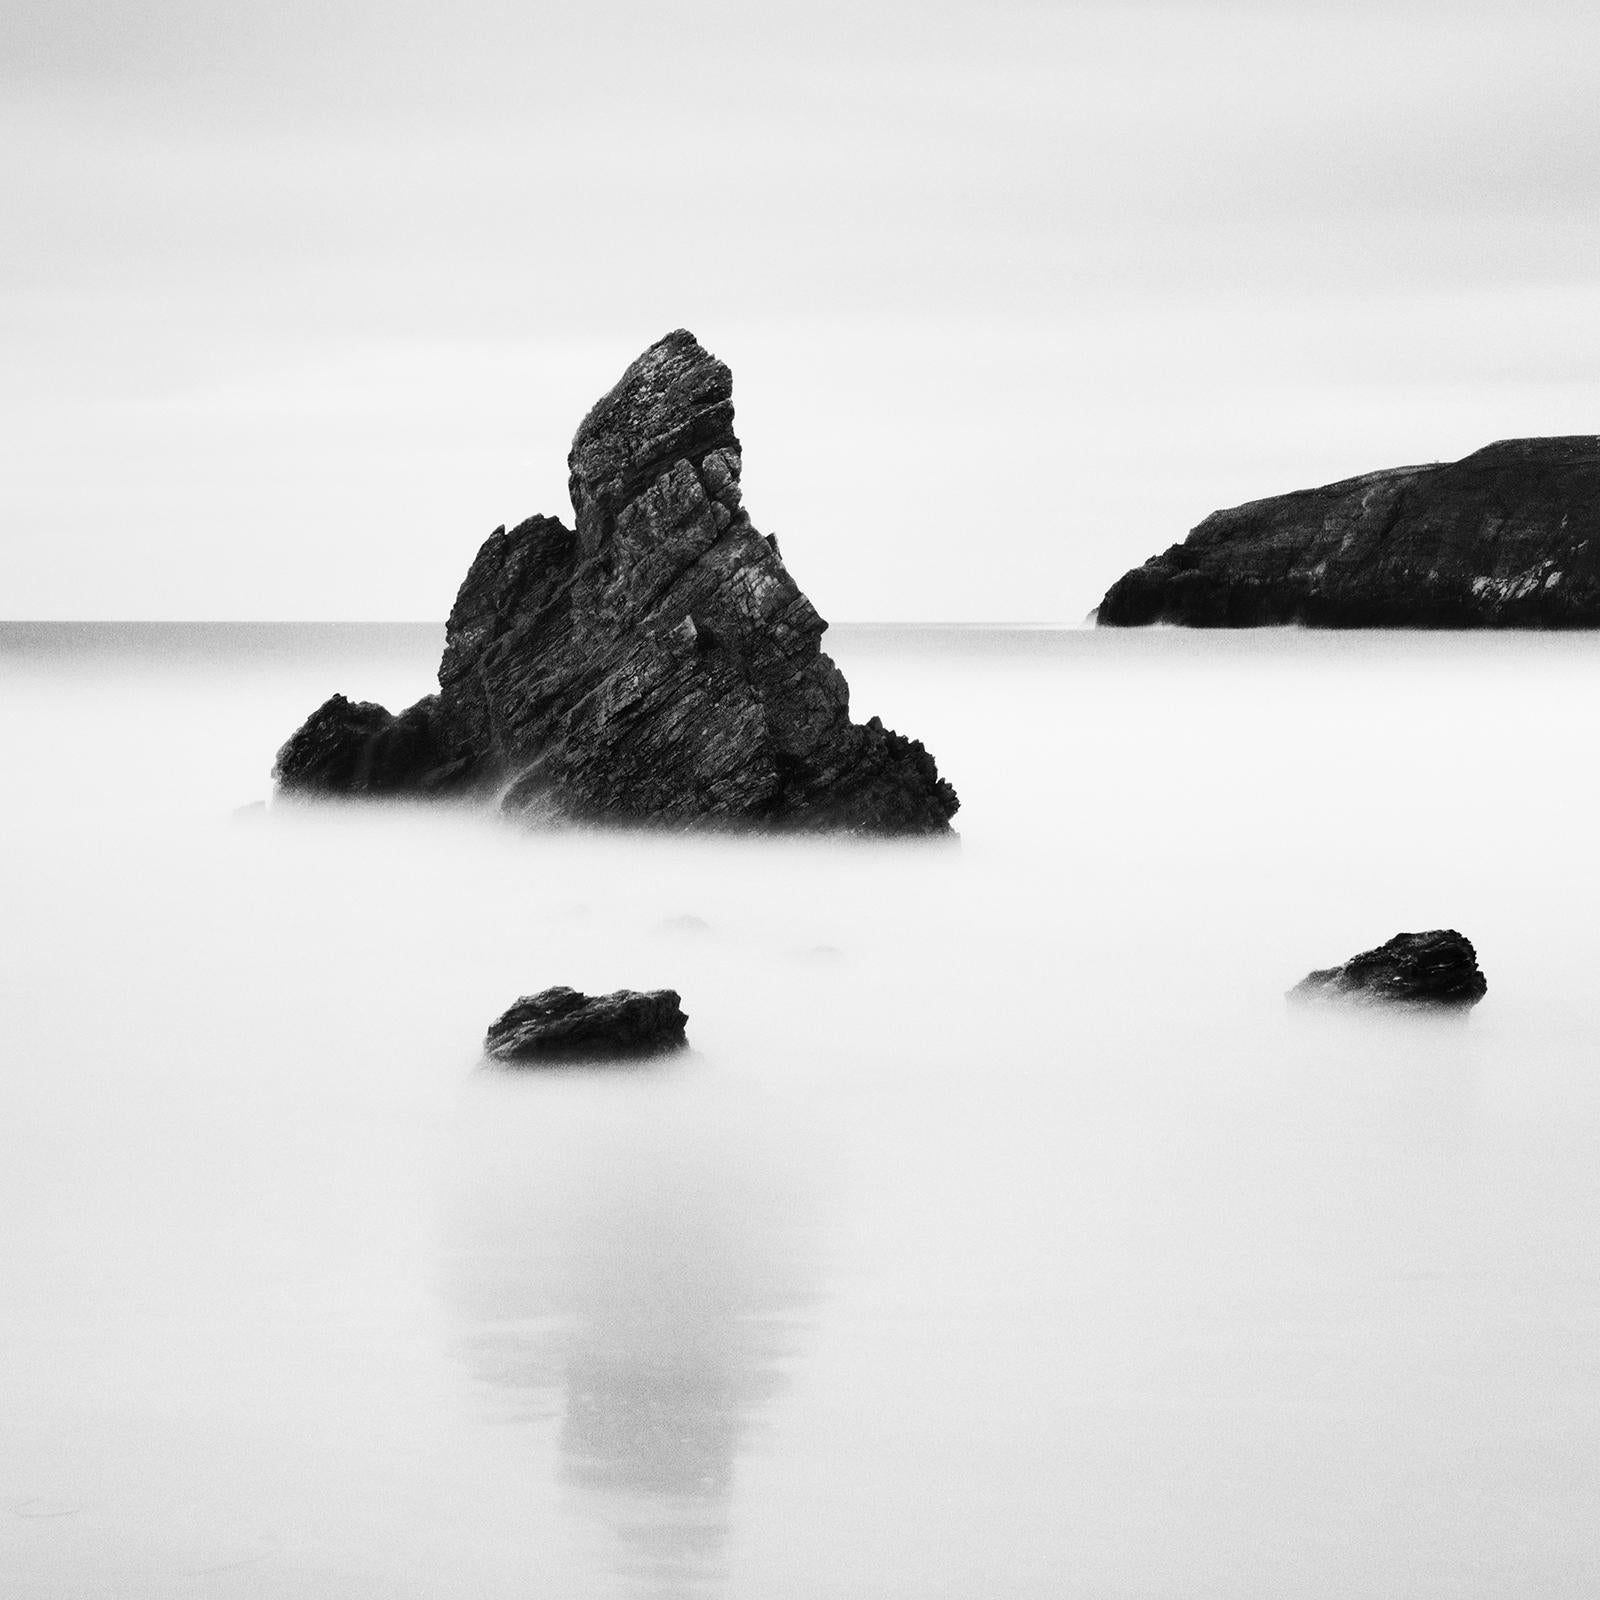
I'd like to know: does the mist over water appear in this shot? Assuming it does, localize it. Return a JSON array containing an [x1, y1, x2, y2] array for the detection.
[[3, 622, 1599, 1598]]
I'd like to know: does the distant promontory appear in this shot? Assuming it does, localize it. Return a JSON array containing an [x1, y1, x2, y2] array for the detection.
[[1096, 437, 1600, 627], [273, 331, 958, 834]]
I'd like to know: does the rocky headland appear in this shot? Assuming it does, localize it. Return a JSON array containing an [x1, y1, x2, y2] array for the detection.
[[1097, 437, 1600, 627], [273, 331, 958, 834]]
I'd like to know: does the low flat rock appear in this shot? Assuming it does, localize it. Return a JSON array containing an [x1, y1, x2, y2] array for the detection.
[[1097, 437, 1600, 627], [484, 986, 689, 1062], [1287, 930, 1487, 1012], [274, 331, 957, 834]]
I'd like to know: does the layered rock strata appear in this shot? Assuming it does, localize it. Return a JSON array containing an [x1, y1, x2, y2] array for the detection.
[[274, 331, 958, 834], [484, 987, 689, 1063], [1097, 437, 1600, 627], [1287, 930, 1487, 1012]]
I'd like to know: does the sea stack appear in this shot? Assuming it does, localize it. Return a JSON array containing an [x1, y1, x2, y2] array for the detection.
[[1097, 437, 1600, 627], [273, 331, 958, 834]]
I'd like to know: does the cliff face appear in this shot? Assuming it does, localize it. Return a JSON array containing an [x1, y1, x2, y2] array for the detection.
[[1096, 437, 1600, 627], [273, 331, 958, 835]]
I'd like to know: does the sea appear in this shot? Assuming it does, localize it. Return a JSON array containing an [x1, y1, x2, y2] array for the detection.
[[2, 620, 1598, 1599]]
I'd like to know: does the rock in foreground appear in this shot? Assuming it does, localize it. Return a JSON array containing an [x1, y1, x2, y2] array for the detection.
[[1097, 437, 1600, 627], [272, 693, 457, 796], [1287, 930, 1487, 1012], [484, 986, 689, 1063], [273, 331, 957, 834]]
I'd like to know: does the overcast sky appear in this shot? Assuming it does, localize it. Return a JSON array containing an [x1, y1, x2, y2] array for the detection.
[[6, 0, 1600, 620]]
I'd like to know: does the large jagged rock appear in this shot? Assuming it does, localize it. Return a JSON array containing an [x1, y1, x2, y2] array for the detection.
[[484, 987, 689, 1063], [273, 331, 958, 834], [1287, 930, 1487, 1012], [1097, 437, 1600, 627]]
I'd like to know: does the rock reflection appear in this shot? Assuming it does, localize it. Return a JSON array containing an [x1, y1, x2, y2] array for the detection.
[[445, 1072, 816, 1596]]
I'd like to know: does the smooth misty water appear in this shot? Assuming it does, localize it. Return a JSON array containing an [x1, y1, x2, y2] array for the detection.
[[3, 622, 1600, 1599]]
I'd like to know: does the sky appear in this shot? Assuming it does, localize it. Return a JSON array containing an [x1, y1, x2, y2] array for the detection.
[[6, 0, 1600, 621]]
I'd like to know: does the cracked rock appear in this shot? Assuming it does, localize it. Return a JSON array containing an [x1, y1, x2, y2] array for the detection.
[[274, 331, 958, 834]]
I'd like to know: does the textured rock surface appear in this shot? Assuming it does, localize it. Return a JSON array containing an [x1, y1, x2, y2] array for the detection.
[[272, 692, 456, 796], [1097, 437, 1600, 627], [274, 332, 958, 833], [483, 986, 688, 1062], [1287, 930, 1487, 1011]]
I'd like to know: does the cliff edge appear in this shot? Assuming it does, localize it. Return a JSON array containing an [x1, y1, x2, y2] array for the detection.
[[1097, 437, 1600, 627]]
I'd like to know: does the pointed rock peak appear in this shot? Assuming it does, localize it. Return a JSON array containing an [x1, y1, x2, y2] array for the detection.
[[274, 333, 959, 834], [571, 330, 732, 454], [568, 331, 737, 541]]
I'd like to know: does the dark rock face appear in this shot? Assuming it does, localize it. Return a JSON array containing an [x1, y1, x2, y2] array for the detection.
[[1287, 930, 1487, 1012], [484, 986, 689, 1063], [271, 692, 459, 796], [274, 332, 957, 834], [1097, 437, 1600, 627]]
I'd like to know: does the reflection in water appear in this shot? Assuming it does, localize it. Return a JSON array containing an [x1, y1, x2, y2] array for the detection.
[[444, 1064, 817, 1596]]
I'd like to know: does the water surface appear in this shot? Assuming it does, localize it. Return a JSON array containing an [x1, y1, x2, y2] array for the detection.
[[2, 623, 1598, 1598]]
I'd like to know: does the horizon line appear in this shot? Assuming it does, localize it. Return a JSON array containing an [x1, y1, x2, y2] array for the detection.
[[0, 617, 1092, 631]]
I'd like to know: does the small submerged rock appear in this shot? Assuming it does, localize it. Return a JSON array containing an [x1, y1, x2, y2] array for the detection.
[[1287, 930, 1487, 1012], [484, 986, 689, 1063]]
